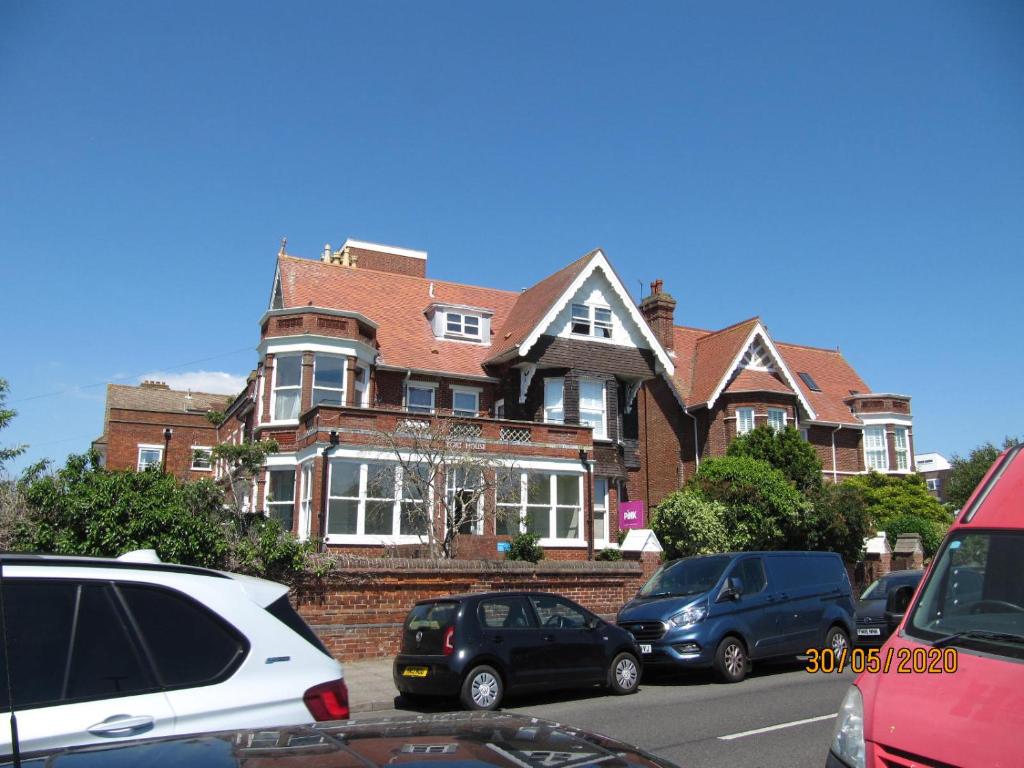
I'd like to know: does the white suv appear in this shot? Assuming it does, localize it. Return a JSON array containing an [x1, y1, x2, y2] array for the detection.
[[0, 551, 347, 755]]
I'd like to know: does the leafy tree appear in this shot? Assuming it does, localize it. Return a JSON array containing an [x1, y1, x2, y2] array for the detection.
[[0, 378, 26, 470], [802, 482, 874, 561], [690, 456, 807, 551], [842, 472, 952, 530], [727, 424, 823, 493], [946, 437, 1021, 511], [651, 490, 733, 559], [884, 514, 946, 558], [211, 439, 279, 513]]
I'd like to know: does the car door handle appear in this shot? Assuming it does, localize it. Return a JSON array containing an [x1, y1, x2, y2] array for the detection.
[[542, 634, 555, 642], [87, 715, 155, 736]]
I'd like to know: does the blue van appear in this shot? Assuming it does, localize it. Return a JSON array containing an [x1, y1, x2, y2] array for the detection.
[[616, 551, 855, 682]]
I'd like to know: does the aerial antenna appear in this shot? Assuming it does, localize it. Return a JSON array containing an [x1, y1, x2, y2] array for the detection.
[[0, 559, 22, 767]]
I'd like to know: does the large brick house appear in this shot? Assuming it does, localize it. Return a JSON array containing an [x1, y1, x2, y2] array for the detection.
[[96, 239, 915, 558]]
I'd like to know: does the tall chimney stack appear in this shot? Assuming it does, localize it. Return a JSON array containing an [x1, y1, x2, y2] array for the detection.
[[639, 279, 676, 354]]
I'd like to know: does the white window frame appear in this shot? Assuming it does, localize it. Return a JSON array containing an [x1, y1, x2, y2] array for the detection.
[[271, 353, 303, 422], [494, 398, 505, 419], [767, 408, 786, 432], [190, 446, 212, 471], [451, 386, 481, 418], [864, 425, 889, 471], [570, 303, 613, 339], [894, 426, 910, 471], [736, 407, 755, 435], [926, 477, 939, 492], [579, 378, 607, 440], [445, 466, 484, 536], [137, 444, 163, 471], [325, 460, 433, 542], [543, 378, 565, 424], [353, 364, 370, 407], [593, 477, 609, 547], [298, 463, 313, 541], [265, 468, 296, 533], [445, 311, 482, 340], [497, 470, 584, 546], [312, 353, 347, 408], [405, 381, 437, 415]]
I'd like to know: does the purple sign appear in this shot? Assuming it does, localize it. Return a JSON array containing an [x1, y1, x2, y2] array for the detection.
[[618, 500, 645, 530]]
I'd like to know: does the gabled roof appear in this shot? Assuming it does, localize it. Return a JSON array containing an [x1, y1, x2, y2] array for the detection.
[[275, 255, 520, 378], [686, 318, 761, 404], [774, 342, 868, 425], [105, 384, 232, 413]]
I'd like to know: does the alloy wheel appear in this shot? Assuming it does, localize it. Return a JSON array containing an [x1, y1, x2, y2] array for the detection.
[[724, 642, 745, 677], [830, 630, 849, 657]]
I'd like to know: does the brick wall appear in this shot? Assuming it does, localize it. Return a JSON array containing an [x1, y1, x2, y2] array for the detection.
[[292, 555, 660, 661], [104, 409, 220, 480], [346, 246, 427, 278]]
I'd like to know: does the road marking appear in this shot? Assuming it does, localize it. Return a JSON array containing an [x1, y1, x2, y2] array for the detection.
[[717, 713, 837, 740]]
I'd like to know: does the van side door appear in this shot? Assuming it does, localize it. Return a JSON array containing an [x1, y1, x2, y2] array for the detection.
[[720, 556, 781, 658], [765, 555, 823, 653]]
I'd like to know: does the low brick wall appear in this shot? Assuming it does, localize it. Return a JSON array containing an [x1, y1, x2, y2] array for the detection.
[[292, 553, 659, 662]]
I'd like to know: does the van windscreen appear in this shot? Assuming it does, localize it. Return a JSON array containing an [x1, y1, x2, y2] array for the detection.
[[906, 531, 1024, 661], [639, 555, 731, 599]]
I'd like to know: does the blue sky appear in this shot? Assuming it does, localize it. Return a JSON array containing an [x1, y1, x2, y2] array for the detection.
[[2, 1, 1022, 473]]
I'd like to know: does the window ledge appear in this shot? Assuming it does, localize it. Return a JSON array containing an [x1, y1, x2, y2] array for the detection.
[[537, 538, 589, 548], [324, 534, 429, 546]]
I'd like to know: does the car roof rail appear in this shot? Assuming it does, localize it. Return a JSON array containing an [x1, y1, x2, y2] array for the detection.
[[0, 552, 230, 579]]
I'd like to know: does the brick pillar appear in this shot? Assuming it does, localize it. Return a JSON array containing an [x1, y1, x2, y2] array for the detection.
[[300, 352, 315, 415], [345, 356, 358, 406], [310, 454, 327, 542], [261, 356, 275, 423]]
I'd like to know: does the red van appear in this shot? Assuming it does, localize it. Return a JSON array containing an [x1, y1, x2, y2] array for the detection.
[[828, 443, 1024, 768]]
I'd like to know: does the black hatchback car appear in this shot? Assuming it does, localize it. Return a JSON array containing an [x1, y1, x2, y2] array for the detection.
[[854, 569, 924, 646], [393, 591, 642, 710]]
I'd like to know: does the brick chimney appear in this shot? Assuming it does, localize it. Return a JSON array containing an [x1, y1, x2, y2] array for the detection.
[[321, 239, 428, 278], [140, 380, 170, 390], [639, 279, 676, 354]]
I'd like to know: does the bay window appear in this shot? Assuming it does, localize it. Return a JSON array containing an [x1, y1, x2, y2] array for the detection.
[[500, 471, 583, 543], [736, 407, 755, 435], [273, 354, 302, 420], [312, 354, 346, 407], [326, 460, 431, 538], [579, 379, 607, 439], [894, 426, 910, 471], [767, 408, 786, 432], [299, 463, 313, 541], [543, 378, 564, 423], [266, 469, 295, 532], [593, 477, 608, 544], [864, 425, 889, 471]]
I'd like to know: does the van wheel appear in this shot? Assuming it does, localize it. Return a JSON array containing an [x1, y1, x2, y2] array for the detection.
[[460, 665, 503, 710], [713, 636, 748, 683], [608, 652, 640, 694], [825, 626, 850, 659]]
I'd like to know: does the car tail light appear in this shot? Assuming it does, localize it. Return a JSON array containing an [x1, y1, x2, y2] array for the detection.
[[443, 626, 455, 655], [303, 678, 350, 721]]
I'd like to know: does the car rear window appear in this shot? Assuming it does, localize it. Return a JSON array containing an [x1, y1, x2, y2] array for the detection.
[[407, 601, 457, 630], [265, 594, 332, 657]]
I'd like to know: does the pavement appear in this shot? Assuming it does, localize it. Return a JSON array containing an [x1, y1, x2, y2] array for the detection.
[[345, 657, 401, 713]]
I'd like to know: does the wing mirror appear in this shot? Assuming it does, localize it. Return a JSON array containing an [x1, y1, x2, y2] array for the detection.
[[885, 584, 915, 633], [718, 576, 744, 602]]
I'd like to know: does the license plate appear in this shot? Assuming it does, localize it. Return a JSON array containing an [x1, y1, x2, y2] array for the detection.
[[639, 644, 652, 654], [857, 628, 881, 637], [402, 666, 429, 678]]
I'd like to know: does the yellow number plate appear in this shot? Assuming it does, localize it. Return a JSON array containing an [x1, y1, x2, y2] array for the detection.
[[402, 667, 429, 678]]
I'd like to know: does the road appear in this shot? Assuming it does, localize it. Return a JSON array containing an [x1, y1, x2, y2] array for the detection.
[[356, 661, 854, 768]]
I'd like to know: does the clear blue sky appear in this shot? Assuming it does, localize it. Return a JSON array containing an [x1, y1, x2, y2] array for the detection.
[[2, 1, 1022, 473]]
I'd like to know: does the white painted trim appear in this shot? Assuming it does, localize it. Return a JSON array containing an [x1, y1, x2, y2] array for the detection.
[[706, 323, 817, 419], [427, 302, 494, 317], [494, 398, 505, 418], [857, 413, 913, 427], [376, 364, 500, 383], [136, 444, 164, 471], [270, 351, 303, 422], [311, 353, 347, 409], [451, 386, 481, 417], [260, 334, 375, 361], [518, 363, 537, 404], [515, 251, 675, 376], [578, 377, 607, 440], [405, 381, 437, 415], [268, 262, 282, 312], [342, 239, 427, 260], [190, 445, 213, 471], [264, 452, 298, 467]]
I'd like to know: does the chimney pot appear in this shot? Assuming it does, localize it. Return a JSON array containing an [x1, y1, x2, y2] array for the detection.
[[651, 279, 664, 296]]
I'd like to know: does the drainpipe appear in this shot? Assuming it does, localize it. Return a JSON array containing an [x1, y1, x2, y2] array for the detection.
[[580, 448, 594, 561], [831, 425, 842, 483], [317, 430, 339, 553], [683, 406, 700, 473], [161, 427, 173, 473]]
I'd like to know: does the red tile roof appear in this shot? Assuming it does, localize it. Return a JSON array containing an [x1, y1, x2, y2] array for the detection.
[[277, 255, 520, 378], [686, 318, 760, 404], [775, 342, 868, 425], [724, 368, 794, 396]]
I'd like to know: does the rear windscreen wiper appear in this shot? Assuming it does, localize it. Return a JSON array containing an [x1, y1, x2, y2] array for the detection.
[[932, 629, 1024, 649]]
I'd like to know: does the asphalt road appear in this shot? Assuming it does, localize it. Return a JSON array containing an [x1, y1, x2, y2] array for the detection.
[[357, 661, 854, 768]]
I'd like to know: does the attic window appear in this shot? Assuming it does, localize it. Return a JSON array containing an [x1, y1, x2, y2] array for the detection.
[[798, 372, 821, 392], [571, 303, 613, 339], [740, 340, 774, 371], [446, 312, 481, 340]]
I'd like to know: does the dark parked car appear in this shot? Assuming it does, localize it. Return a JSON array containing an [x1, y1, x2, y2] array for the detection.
[[0, 712, 682, 768], [616, 551, 855, 682], [393, 591, 642, 710], [853, 569, 924, 646]]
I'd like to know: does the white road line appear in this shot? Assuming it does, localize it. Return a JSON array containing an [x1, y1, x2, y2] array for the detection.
[[717, 713, 837, 740]]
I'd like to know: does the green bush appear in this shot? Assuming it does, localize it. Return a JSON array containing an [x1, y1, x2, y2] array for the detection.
[[802, 482, 874, 561], [842, 473, 953, 530], [691, 456, 807, 551], [884, 514, 948, 558], [727, 424, 823, 493], [651, 490, 732, 559], [595, 547, 623, 561], [505, 532, 544, 563]]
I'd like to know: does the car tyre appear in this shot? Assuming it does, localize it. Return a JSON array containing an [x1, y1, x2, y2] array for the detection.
[[713, 636, 748, 683], [608, 652, 640, 695], [825, 626, 850, 659], [460, 665, 503, 711]]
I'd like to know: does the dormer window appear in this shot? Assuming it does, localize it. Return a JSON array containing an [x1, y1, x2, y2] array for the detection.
[[446, 312, 481, 340], [571, 303, 613, 339]]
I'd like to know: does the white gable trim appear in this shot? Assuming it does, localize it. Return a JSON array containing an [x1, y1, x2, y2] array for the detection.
[[516, 251, 675, 376], [706, 323, 817, 420], [268, 263, 283, 311]]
